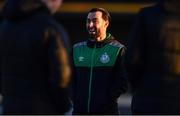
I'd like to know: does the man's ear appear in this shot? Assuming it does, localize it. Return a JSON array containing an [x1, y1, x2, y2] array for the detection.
[[105, 20, 109, 27]]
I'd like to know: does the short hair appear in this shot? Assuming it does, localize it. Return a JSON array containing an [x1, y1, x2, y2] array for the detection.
[[88, 8, 111, 22]]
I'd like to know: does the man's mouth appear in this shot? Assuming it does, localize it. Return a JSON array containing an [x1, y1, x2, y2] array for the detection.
[[88, 28, 96, 34]]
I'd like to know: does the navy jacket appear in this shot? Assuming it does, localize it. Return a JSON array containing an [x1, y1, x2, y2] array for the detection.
[[126, 1, 180, 114], [0, 0, 71, 114]]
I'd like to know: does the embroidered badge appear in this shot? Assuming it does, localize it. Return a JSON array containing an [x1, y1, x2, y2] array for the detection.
[[100, 52, 110, 63]]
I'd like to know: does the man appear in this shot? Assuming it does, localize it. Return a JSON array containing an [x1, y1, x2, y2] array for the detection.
[[0, 0, 71, 114], [72, 8, 128, 114], [126, 0, 180, 114]]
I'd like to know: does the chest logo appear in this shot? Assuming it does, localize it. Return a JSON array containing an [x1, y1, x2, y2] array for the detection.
[[100, 52, 110, 63], [78, 56, 84, 62]]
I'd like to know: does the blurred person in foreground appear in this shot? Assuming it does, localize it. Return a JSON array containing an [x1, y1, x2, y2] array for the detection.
[[71, 8, 128, 115], [126, 0, 180, 114], [0, 0, 71, 114]]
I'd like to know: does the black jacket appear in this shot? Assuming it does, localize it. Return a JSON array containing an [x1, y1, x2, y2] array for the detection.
[[126, 1, 180, 114], [0, 0, 71, 114], [72, 34, 128, 114]]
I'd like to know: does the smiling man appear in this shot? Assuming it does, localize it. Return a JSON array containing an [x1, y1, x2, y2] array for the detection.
[[72, 8, 128, 115]]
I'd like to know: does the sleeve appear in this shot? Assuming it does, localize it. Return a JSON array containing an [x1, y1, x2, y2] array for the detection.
[[109, 47, 128, 101], [69, 48, 77, 101], [0, 57, 1, 94], [46, 28, 72, 113], [125, 9, 146, 93]]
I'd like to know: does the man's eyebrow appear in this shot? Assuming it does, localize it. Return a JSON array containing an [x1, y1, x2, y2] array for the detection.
[[87, 18, 98, 20]]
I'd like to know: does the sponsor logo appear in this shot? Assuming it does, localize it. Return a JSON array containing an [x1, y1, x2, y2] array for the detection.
[[78, 56, 84, 62]]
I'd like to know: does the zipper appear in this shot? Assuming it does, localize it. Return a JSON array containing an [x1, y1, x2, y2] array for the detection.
[[87, 44, 96, 113]]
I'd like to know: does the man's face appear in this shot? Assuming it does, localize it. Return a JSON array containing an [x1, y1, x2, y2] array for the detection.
[[42, 0, 62, 13], [86, 11, 109, 39]]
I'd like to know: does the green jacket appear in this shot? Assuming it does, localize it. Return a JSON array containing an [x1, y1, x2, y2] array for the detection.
[[72, 33, 128, 114]]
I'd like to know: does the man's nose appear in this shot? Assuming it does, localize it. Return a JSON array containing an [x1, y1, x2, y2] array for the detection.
[[89, 21, 94, 27]]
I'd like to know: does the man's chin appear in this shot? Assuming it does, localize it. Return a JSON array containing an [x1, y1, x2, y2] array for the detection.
[[89, 34, 96, 40], [89, 34, 96, 38]]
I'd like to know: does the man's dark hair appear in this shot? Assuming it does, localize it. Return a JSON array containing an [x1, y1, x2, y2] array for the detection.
[[88, 8, 111, 22]]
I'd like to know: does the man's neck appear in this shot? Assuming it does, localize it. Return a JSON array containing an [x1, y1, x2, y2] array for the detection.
[[96, 33, 107, 42]]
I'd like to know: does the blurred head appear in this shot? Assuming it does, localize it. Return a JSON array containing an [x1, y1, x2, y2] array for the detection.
[[164, 0, 180, 11], [86, 8, 111, 41], [165, 0, 180, 3], [41, 0, 63, 14]]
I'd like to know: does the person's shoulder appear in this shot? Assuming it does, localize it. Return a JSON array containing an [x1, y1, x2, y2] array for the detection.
[[108, 39, 126, 56], [45, 16, 64, 31], [36, 13, 63, 30], [38, 14, 67, 37], [139, 3, 161, 15], [73, 41, 87, 48], [109, 39, 125, 49]]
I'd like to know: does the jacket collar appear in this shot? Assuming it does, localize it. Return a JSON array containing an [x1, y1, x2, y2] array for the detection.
[[87, 33, 114, 48]]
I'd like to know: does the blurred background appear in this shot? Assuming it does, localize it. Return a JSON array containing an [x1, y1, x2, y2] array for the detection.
[[0, 0, 160, 114]]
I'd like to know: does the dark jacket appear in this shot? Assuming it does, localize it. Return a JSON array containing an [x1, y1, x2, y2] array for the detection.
[[72, 33, 128, 114], [0, 0, 71, 114], [126, 1, 180, 114]]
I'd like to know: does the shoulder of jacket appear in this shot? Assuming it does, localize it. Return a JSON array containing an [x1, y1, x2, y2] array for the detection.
[[139, 4, 161, 14], [109, 40, 125, 49], [73, 41, 87, 48], [38, 14, 62, 31]]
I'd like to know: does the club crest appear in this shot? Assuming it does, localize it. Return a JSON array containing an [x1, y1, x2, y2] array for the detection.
[[100, 52, 110, 63]]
